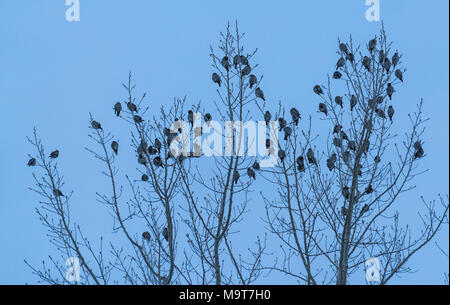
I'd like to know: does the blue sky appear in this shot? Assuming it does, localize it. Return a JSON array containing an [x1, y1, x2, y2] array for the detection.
[[0, 0, 448, 284]]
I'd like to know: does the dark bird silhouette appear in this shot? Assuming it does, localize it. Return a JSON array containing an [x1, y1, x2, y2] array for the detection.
[[336, 57, 345, 70], [133, 115, 143, 124], [138, 154, 147, 165], [142, 231, 151, 241], [340, 130, 349, 141], [264, 111, 272, 126], [249, 75, 257, 89], [341, 206, 348, 217], [339, 43, 348, 54], [313, 85, 323, 95], [91, 120, 102, 130], [290, 108, 300, 125], [297, 156, 305, 172], [141, 174, 149, 182], [343, 150, 350, 163], [252, 161, 260, 171], [138, 140, 147, 154], [350, 95, 357, 111], [383, 57, 391, 74], [127, 102, 137, 113], [27, 158, 36, 167], [335, 96, 343, 108], [53, 189, 64, 197], [49, 150, 59, 159], [111, 141, 119, 155], [395, 69, 403, 82], [374, 155, 381, 163], [327, 153, 337, 171], [376, 96, 384, 105], [284, 126, 292, 141], [362, 56, 371, 72], [333, 71, 342, 79], [255, 87, 265, 101], [212, 72, 221, 87], [319, 103, 328, 116], [307, 148, 317, 165], [265, 138, 271, 150], [360, 204, 370, 216], [247, 167, 256, 180], [333, 137, 343, 148], [348, 140, 356, 151], [278, 117, 287, 131], [379, 50, 385, 64], [153, 156, 164, 168], [392, 52, 400, 67], [241, 65, 251, 77], [365, 184, 374, 195], [240, 55, 249, 66], [233, 171, 240, 184], [148, 145, 158, 155], [204, 113, 212, 124], [346, 53, 355, 62], [154, 138, 162, 154], [221, 56, 230, 71], [162, 227, 169, 241], [388, 106, 394, 123], [278, 149, 286, 163], [376, 108, 386, 119], [368, 38, 377, 53], [333, 124, 342, 134], [342, 186, 350, 200], [386, 83, 395, 100], [114, 102, 122, 117], [233, 55, 241, 69], [368, 98, 376, 109], [414, 141, 423, 151], [414, 148, 424, 159], [188, 110, 194, 126]]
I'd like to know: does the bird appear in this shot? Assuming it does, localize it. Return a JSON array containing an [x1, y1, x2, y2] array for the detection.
[[133, 115, 143, 124], [114, 102, 122, 117], [368, 99, 377, 110], [221, 56, 230, 71], [53, 189, 64, 197], [339, 43, 348, 54], [153, 156, 164, 168], [278, 117, 287, 131], [395, 69, 403, 82], [265, 139, 271, 150], [333, 137, 343, 148], [350, 95, 358, 111], [374, 155, 381, 163], [127, 102, 137, 113], [336, 57, 345, 70], [162, 227, 169, 241], [376, 108, 386, 119], [91, 120, 102, 130], [313, 85, 323, 95], [327, 153, 337, 171], [340, 130, 349, 141], [346, 53, 355, 62], [306, 148, 317, 165], [249, 75, 257, 89], [142, 231, 151, 242], [348, 140, 356, 151], [284, 126, 292, 141], [362, 56, 371, 72], [138, 154, 147, 165], [413, 141, 423, 151], [278, 149, 286, 163], [414, 148, 424, 159], [319, 103, 328, 116], [138, 140, 147, 155], [148, 145, 158, 155], [360, 204, 370, 216], [386, 83, 395, 100], [290, 108, 300, 125], [255, 88, 265, 101], [296, 156, 305, 172], [333, 124, 342, 134], [204, 113, 212, 125], [188, 110, 194, 126], [383, 57, 391, 74], [376, 96, 384, 105], [365, 184, 374, 195], [343, 151, 351, 163], [368, 38, 377, 53], [240, 55, 249, 66], [341, 206, 348, 217], [392, 52, 400, 67], [27, 158, 36, 167], [154, 138, 162, 154], [388, 106, 395, 123], [233, 55, 241, 69], [111, 141, 119, 155], [49, 150, 59, 159], [141, 174, 149, 182], [264, 111, 272, 126], [247, 167, 256, 180], [252, 161, 260, 171], [335, 96, 343, 108], [342, 186, 350, 200], [233, 171, 240, 184], [333, 71, 342, 79], [212, 73, 221, 87], [241, 65, 251, 77]]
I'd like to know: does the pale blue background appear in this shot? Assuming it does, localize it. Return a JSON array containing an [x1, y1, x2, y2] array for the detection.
[[0, 0, 448, 284]]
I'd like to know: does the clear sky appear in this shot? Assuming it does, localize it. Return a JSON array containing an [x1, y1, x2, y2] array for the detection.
[[0, 0, 448, 284]]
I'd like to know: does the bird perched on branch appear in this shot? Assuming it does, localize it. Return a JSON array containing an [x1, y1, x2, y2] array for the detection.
[[350, 95, 357, 112], [53, 189, 64, 197], [376, 108, 386, 119], [278, 117, 287, 131], [388, 106, 395, 123], [141, 174, 149, 182], [360, 204, 370, 216], [264, 111, 272, 126], [335, 96, 343, 108], [142, 231, 151, 242], [212, 72, 221, 87], [111, 141, 119, 155], [333, 71, 342, 79], [383, 57, 392, 74], [249, 75, 257, 89], [255, 87, 265, 101], [138, 154, 146, 165], [392, 52, 400, 67], [127, 102, 137, 113], [241, 65, 251, 77], [133, 115, 143, 124], [290, 108, 300, 125], [339, 43, 348, 54], [307, 148, 317, 165], [319, 103, 328, 116], [387, 83, 395, 100], [327, 153, 337, 171], [49, 150, 59, 159], [336, 57, 345, 70], [297, 156, 305, 172], [395, 69, 403, 82], [27, 158, 36, 167], [114, 102, 122, 117], [252, 161, 260, 171], [162, 227, 169, 241], [278, 149, 286, 163], [342, 186, 350, 200], [284, 126, 292, 141], [362, 56, 371, 72], [153, 156, 164, 168], [233, 55, 241, 69], [221, 56, 230, 71], [187, 110, 194, 127], [313, 85, 323, 95], [233, 171, 240, 184], [368, 38, 377, 53], [247, 168, 256, 180], [340, 130, 349, 141]]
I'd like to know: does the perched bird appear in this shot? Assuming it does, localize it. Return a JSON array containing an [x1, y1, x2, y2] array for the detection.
[[376, 96, 384, 104], [212, 73, 221, 87], [188, 110, 194, 126], [365, 184, 374, 195], [141, 174, 149, 182], [233, 171, 240, 184], [362, 56, 371, 72], [388, 106, 395, 123], [142, 231, 151, 241], [278, 117, 287, 131], [348, 140, 357, 151], [91, 120, 102, 130], [284, 126, 292, 141], [335, 96, 343, 108], [265, 138, 271, 150], [376, 108, 386, 119], [341, 206, 348, 217], [342, 186, 350, 200], [414, 148, 424, 159], [138, 154, 147, 165], [346, 53, 355, 62], [27, 158, 36, 167], [339, 43, 348, 54], [319, 103, 328, 116], [336, 57, 345, 70], [368, 38, 377, 53], [255, 87, 265, 101], [296, 156, 305, 172], [413, 141, 423, 151], [249, 75, 257, 89], [379, 50, 385, 64], [333, 137, 343, 148], [133, 115, 143, 124], [383, 57, 391, 74], [221, 56, 230, 71], [306, 148, 317, 165], [343, 151, 351, 163], [264, 111, 272, 126], [148, 145, 158, 155], [111, 141, 119, 155], [240, 55, 249, 66], [333, 124, 342, 135], [49, 150, 59, 159], [340, 130, 349, 141], [154, 138, 162, 153], [153, 156, 164, 168], [278, 149, 286, 163], [350, 95, 358, 111], [360, 204, 370, 216], [247, 167, 256, 180], [395, 69, 403, 82], [162, 227, 169, 241], [241, 65, 251, 77], [333, 71, 342, 79], [252, 161, 260, 171], [313, 85, 323, 95], [233, 55, 241, 69], [137, 140, 147, 155], [362, 139, 370, 154], [386, 83, 395, 100], [204, 113, 212, 124], [114, 102, 122, 117], [53, 189, 64, 197], [127, 102, 137, 113], [290, 108, 301, 125], [368, 99, 377, 110], [327, 153, 337, 171], [374, 155, 381, 163], [392, 52, 400, 67]]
